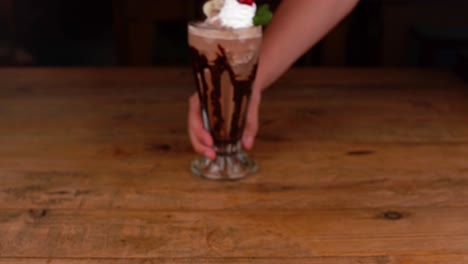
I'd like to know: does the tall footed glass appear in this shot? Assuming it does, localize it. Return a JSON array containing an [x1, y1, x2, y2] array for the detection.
[[188, 22, 262, 180]]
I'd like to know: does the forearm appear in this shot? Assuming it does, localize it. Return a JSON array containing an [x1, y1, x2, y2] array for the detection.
[[253, 0, 359, 92]]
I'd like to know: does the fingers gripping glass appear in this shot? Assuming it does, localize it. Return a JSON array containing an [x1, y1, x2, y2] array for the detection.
[[188, 22, 262, 180]]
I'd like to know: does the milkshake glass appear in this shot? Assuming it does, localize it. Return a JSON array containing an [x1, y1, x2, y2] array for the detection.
[[188, 21, 262, 180]]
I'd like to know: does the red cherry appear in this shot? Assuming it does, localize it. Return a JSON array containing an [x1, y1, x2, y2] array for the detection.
[[237, 0, 255, 6]]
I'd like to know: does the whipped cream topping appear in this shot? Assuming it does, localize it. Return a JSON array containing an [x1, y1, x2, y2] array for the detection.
[[217, 0, 257, 29]]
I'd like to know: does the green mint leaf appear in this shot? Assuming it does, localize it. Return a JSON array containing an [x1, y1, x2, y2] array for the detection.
[[253, 4, 273, 26]]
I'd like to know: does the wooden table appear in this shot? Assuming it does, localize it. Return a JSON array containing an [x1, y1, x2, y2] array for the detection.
[[1, 68, 468, 263]]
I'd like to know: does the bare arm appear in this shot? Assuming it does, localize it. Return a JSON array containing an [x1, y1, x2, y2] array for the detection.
[[253, 0, 359, 92], [189, 0, 359, 158]]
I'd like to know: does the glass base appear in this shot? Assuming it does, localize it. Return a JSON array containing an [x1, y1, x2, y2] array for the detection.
[[191, 144, 258, 181]]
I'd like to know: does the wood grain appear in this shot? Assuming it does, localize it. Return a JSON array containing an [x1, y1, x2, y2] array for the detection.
[[0, 68, 467, 262], [392, 254, 468, 264], [0, 257, 390, 264], [1, 255, 468, 264], [0, 142, 468, 211], [1, 208, 467, 258]]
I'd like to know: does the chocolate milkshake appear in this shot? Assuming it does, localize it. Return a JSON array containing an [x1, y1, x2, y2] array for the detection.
[[189, 0, 266, 180], [189, 23, 262, 146]]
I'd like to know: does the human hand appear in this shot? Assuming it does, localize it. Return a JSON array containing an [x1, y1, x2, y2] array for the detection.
[[188, 90, 262, 159]]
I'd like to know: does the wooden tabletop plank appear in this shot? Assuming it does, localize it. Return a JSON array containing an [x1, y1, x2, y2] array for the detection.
[[0, 67, 463, 85], [1, 255, 468, 264], [1, 208, 467, 258], [0, 257, 390, 264], [0, 69, 467, 148], [1, 97, 467, 143], [2, 255, 468, 264], [392, 254, 468, 264], [0, 140, 467, 210]]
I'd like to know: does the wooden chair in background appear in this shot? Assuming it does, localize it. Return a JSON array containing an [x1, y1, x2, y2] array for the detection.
[[412, 26, 468, 68], [0, 0, 34, 66], [0, 0, 14, 65], [113, 0, 201, 66], [456, 50, 468, 81]]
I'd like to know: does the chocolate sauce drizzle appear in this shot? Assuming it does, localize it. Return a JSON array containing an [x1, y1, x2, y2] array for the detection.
[[190, 45, 258, 144]]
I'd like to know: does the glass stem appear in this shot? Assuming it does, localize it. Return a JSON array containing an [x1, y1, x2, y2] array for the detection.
[[214, 142, 242, 156]]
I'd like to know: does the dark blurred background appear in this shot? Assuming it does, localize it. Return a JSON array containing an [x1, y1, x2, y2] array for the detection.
[[0, 0, 467, 75]]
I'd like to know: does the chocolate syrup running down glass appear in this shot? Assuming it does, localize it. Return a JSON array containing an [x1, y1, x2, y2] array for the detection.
[[190, 45, 258, 146], [188, 22, 261, 180]]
